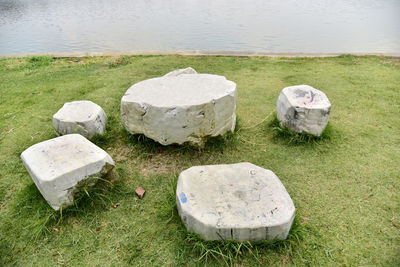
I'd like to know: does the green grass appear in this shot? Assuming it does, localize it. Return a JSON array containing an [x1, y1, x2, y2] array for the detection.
[[0, 55, 399, 266]]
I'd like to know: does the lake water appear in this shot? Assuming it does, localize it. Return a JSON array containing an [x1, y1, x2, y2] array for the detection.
[[0, 0, 399, 54]]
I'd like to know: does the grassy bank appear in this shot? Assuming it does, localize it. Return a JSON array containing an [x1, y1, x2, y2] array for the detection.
[[0, 55, 399, 266]]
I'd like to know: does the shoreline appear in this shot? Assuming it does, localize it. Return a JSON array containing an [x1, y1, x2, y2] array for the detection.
[[1, 50, 400, 58]]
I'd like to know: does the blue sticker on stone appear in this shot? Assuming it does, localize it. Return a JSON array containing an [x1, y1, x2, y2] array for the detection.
[[179, 192, 187, 203]]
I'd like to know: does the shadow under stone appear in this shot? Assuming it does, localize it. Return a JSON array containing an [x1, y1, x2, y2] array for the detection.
[[123, 127, 239, 157], [11, 170, 127, 240], [179, 215, 311, 266], [267, 115, 339, 147]]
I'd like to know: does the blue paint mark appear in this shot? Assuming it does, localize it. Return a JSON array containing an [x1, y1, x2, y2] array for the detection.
[[179, 192, 187, 204]]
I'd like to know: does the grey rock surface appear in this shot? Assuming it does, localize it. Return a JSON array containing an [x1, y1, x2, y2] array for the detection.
[[121, 70, 237, 146], [53, 100, 107, 139], [176, 162, 296, 242], [21, 134, 115, 210], [276, 85, 331, 136]]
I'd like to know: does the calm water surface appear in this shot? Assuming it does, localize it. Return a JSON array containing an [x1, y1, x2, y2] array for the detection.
[[0, 0, 399, 54]]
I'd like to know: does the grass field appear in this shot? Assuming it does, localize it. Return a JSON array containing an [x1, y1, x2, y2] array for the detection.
[[0, 55, 399, 266]]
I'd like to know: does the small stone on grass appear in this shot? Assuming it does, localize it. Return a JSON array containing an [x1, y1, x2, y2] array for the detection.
[[135, 187, 146, 199]]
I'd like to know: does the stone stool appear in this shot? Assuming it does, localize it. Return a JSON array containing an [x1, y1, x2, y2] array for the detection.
[[21, 134, 115, 210], [176, 162, 296, 242], [276, 85, 331, 136], [53, 100, 107, 139]]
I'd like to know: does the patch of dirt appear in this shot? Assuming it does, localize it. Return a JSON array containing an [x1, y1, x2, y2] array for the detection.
[[383, 58, 400, 66], [109, 145, 181, 177], [139, 153, 179, 176], [67, 217, 80, 229], [110, 146, 131, 162]]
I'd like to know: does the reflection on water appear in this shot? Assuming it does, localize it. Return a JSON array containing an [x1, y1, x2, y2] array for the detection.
[[0, 0, 399, 54]]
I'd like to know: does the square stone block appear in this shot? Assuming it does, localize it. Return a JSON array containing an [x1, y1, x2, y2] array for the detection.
[[21, 134, 115, 210]]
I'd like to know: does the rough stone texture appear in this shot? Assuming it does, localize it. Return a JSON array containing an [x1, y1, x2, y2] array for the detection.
[[176, 162, 296, 242], [20, 134, 115, 210], [121, 70, 237, 146], [53, 100, 107, 139], [276, 85, 331, 136], [163, 67, 197, 77]]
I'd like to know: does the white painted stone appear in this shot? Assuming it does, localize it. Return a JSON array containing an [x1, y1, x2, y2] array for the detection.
[[53, 100, 107, 139], [121, 71, 237, 146], [163, 67, 197, 77], [20, 134, 115, 210], [176, 162, 296, 242], [276, 85, 331, 136]]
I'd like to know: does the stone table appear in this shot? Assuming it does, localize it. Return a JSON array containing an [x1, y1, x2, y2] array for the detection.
[[121, 68, 237, 146], [176, 162, 296, 242], [21, 134, 115, 210]]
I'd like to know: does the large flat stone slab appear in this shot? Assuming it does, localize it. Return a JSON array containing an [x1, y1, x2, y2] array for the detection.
[[121, 69, 237, 146], [21, 134, 115, 210], [176, 162, 296, 242], [276, 85, 331, 136], [53, 100, 107, 139]]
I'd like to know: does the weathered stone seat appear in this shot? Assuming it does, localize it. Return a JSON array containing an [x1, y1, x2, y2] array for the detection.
[[53, 100, 107, 139], [21, 134, 115, 210], [276, 85, 331, 136], [121, 68, 237, 146], [176, 162, 296, 242]]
